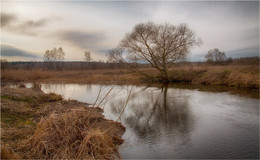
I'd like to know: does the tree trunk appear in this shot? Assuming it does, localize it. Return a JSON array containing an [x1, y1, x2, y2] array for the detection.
[[162, 58, 169, 82], [162, 70, 168, 82]]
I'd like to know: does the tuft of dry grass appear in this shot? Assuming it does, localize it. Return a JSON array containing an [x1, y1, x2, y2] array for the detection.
[[1, 144, 21, 159], [1, 86, 62, 107], [19, 109, 123, 159], [1, 87, 125, 159]]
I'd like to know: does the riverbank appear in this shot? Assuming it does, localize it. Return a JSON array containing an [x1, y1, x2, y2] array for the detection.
[[1, 86, 125, 159], [1, 64, 259, 89]]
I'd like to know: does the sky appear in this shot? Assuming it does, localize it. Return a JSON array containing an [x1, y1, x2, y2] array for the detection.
[[1, 0, 259, 62]]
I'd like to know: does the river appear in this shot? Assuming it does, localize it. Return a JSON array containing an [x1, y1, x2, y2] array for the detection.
[[11, 83, 259, 159]]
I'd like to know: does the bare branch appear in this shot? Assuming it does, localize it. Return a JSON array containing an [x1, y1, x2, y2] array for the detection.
[[112, 22, 201, 82]]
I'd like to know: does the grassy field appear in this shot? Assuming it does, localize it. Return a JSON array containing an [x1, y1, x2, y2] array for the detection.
[[1, 64, 259, 89], [1, 86, 125, 159], [168, 65, 259, 89]]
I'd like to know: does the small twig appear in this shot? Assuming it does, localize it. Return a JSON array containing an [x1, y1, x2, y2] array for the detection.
[[92, 85, 103, 107], [103, 85, 133, 133]]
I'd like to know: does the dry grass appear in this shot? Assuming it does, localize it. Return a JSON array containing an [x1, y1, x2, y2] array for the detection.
[[1, 144, 21, 159], [1, 87, 125, 159], [1, 69, 51, 82], [20, 109, 123, 159], [1, 64, 259, 88], [141, 65, 259, 89], [168, 65, 259, 89], [1, 69, 140, 84]]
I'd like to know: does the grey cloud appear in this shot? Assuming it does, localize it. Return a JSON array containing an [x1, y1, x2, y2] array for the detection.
[[242, 27, 259, 41], [1, 12, 17, 27], [187, 52, 209, 62], [19, 19, 47, 29], [226, 47, 259, 58], [1, 44, 40, 58], [96, 49, 112, 54], [13, 19, 47, 36], [57, 30, 106, 50], [1, 12, 47, 36]]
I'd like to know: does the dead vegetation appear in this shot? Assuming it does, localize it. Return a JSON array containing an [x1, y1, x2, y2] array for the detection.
[[142, 65, 260, 89], [1, 86, 125, 159], [20, 109, 124, 159], [1, 69, 139, 84], [1, 64, 259, 89], [1, 69, 51, 82], [1, 144, 21, 159]]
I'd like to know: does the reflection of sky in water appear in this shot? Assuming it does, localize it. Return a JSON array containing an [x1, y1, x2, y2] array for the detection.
[[12, 83, 259, 159]]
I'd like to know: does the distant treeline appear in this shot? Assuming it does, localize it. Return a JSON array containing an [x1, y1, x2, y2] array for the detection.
[[1, 57, 259, 70], [1, 61, 146, 70]]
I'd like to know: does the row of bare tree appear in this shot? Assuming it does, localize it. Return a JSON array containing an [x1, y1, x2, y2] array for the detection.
[[43, 47, 94, 70], [1, 56, 259, 71]]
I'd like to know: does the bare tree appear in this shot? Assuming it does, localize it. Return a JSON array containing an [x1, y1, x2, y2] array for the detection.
[[107, 48, 125, 69], [107, 48, 123, 63], [43, 47, 65, 70], [205, 48, 226, 64], [83, 51, 93, 70], [84, 51, 92, 62], [109, 22, 201, 82]]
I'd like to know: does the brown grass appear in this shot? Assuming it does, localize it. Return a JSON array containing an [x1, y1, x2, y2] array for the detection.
[[140, 65, 259, 89], [1, 144, 21, 159], [168, 65, 259, 89], [1, 64, 259, 88], [1, 69, 51, 82], [1, 69, 140, 84], [1, 87, 125, 159], [20, 109, 123, 159]]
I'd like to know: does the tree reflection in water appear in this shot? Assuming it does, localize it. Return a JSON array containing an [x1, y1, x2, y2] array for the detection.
[[107, 84, 194, 144]]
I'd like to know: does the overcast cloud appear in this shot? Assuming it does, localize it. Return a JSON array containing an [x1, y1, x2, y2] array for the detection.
[[1, 44, 40, 60], [1, 12, 49, 36], [56, 30, 107, 51], [1, 12, 17, 27], [1, 1, 259, 61]]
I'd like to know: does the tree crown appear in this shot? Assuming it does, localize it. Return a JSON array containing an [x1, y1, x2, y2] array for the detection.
[[205, 48, 226, 62], [120, 22, 201, 63], [43, 47, 65, 61]]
